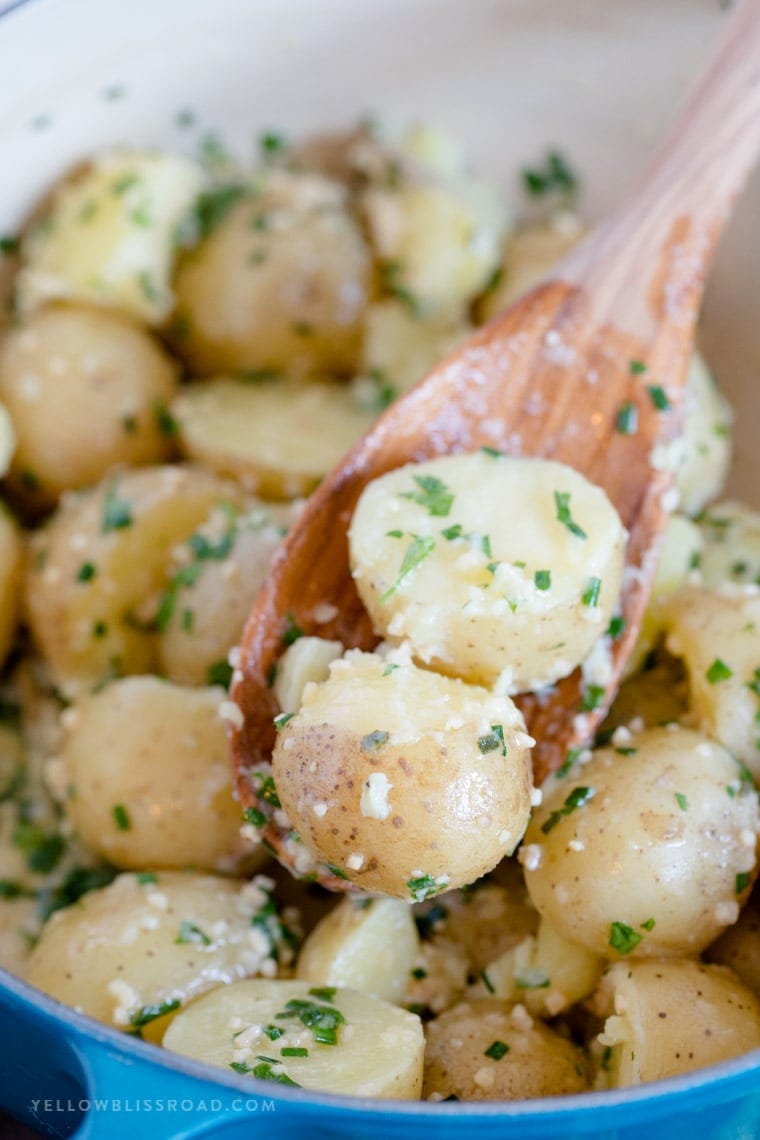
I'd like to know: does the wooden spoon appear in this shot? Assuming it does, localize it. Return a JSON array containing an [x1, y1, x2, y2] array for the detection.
[[230, 0, 760, 887]]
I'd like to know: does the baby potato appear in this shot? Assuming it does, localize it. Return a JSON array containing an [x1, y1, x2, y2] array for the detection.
[[58, 677, 249, 872], [272, 648, 534, 898], [24, 465, 244, 695], [16, 151, 205, 325], [0, 305, 179, 504], [349, 452, 626, 691], [663, 584, 760, 777], [706, 888, 760, 999], [595, 959, 760, 1087], [356, 299, 471, 400], [273, 635, 344, 715], [676, 352, 732, 516], [474, 916, 602, 1019], [522, 726, 760, 958], [296, 895, 419, 1004], [477, 211, 585, 322], [171, 171, 371, 376], [435, 872, 539, 974], [25, 872, 297, 1030], [172, 375, 375, 499], [157, 501, 297, 687], [601, 653, 689, 736], [163, 978, 424, 1098], [423, 998, 589, 1100], [363, 179, 507, 318], [697, 500, 760, 588], [0, 505, 22, 670]]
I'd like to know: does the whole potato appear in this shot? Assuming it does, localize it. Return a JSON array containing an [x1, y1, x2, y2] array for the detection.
[[423, 998, 589, 1100], [0, 304, 179, 504], [349, 452, 625, 691], [706, 888, 760, 999], [522, 726, 760, 958], [171, 171, 371, 376], [272, 648, 534, 898], [25, 871, 297, 1030], [59, 677, 251, 872]]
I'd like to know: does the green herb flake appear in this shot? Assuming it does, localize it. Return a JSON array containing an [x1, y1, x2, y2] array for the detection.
[[308, 986, 338, 1002], [736, 871, 752, 895], [534, 569, 551, 591], [0, 236, 19, 255], [260, 130, 288, 157], [381, 534, 435, 602], [640, 917, 656, 931], [629, 359, 648, 375], [243, 806, 267, 828], [522, 150, 578, 199], [554, 491, 587, 539], [401, 475, 454, 518], [541, 785, 595, 834], [361, 730, 389, 752], [480, 446, 504, 459], [176, 919, 211, 946], [130, 999, 180, 1028], [608, 920, 643, 956], [407, 874, 442, 902], [555, 748, 583, 779], [275, 997, 345, 1046], [12, 821, 65, 874], [480, 968, 495, 994], [102, 484, 133, 533], [706, 658, 733, 684], [675, 792, 688, 811], [280, 1047, 308, 1058], [382, 663, 399, 677], [386, 529, 404, 539], [484, 1040, 510, 1060], [207, 659, 233, 688], [607, 615, 626, 639], [136, 871, 158, 885], [154, 402, 179, 437], [582, 577, 601, 607], [580, 684, 606, 712], [112, 803, 131, 831], [282, 613, 303, 647], [514, 968, 550, 989], [273, 712, 294, 732], [616, 402, 639, 435], [76, 561, 97, 583], [647, 385, 671, 411], [411, 967, 428, 980], [232, 1059, 300, 1086], [478, 724, 506, 756]]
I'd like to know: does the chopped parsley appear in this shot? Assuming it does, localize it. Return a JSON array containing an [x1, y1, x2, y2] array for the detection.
[[207, 659, 233, 688], [534, 569, 551, 591], [407, 874, 442, 902], [608, 921, 643, 956], [582, 577, 601, 607], [281, 613, 303, 647], [736, 871, 751, 895], [136, 871, 158, 885], [480, 446, 504, 459], [176, 920, 211, 946], [102, 484, 133, 532], [541, 785, 595, 834], [640, 917, 656, 931], [276, 997, 345, 1046], [77, 561, 97, 583], [230, 1059, 300, 1086], [273, 712, 295, 731], [674, 792, 688, 811], [381, 534, 435, 602], [514, 968, 550, 989], [616, 402, 639, 435], [130, 999, 180, 1028], [479, 968, 495, 994], [401, 475, 454, 518], [484, 1040, 510, 1060], [153, 402, 179, 437], [706, 658, 733, 683], [629, 359, 648, 375], [361, 730, 389, 752], [554, 491, 587, 539], [580, 684, 606, 712], [280, 1047, 308, 1058], [243, 806, 267, 828], [478, 724, 506, 756], [308, 986, 337, 1002], [112, 803, 131, 831], [647, 385, 671, 411], [607, 615, 626, 639], [382, 663, 399, 676], [522, 150, 578, 199], [260, 130, 288, 157]]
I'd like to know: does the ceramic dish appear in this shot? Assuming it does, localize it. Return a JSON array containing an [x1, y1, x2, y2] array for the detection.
[[1, 0, 759, 1136]]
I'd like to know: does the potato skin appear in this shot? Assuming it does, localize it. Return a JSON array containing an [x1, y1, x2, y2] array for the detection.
[[423, 998, 589, 1100], [272, 649, 533, 898], [0, 305, 178, 504], [60, 677, 250, 872], [171, 172, 371, 376], [522, 726, 760, 958]]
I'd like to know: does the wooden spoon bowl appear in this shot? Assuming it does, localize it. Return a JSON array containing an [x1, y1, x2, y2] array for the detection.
[[230, 0, 760, 887]]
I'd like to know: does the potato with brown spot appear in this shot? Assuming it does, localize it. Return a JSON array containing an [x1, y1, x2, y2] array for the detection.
[[272, 648, 534, 899], [423, 998, 589, 1100]]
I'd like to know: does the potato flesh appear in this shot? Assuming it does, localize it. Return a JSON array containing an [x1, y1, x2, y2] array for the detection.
[[273, 635, 344, 715], [676, 353, 733, 517], [59, 677, 250, 872], [663, 585, 760, 778], [272, 648, 534, 897], [173, 376, 375, 499], [698, 500, 760, 588], [596, 960, 760, 1087], [477, 212, 584, 322], [163, 979, 425, 1099], [24, 872, 295, 1029], [24, 465, 244, 695], [349, 452, 626, 691], [522, 726, 760, 957], [16, 151, 205, 324], [296, 896, 419, 1004], [0, 304, 179, 503]]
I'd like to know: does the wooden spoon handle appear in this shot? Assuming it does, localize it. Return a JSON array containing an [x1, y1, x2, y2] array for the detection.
[[562, 0, 760, 338]]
